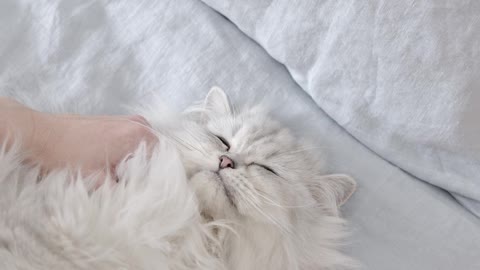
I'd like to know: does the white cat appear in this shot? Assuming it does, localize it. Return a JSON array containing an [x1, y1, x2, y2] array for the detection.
[[0, 88, 357, 270]]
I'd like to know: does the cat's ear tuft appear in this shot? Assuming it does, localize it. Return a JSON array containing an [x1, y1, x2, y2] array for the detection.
[[316, 174, 357, 207], [204, 86, 232, 115]]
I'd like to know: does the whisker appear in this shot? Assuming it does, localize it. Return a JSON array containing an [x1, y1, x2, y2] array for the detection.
[[205, 220, 240, 238], [254, 189, 319, 209], [234, 185, 292, 235], [182, 126, 210, 158], [117, 118, 210, 157], [275, 146, 331, 155]]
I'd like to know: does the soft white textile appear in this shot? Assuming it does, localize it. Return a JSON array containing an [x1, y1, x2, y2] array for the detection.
[[201, 0, 480, 216], [0, 1, 479, 269]]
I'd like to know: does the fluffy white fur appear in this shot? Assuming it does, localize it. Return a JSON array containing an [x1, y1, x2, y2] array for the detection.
[[0, 88, 357, 269]]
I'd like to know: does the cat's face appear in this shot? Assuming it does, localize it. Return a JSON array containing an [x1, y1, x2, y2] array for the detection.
[[173, 88, 356, 229]]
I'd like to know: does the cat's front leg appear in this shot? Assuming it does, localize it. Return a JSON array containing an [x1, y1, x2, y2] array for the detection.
[[201, 214, 229, 259]]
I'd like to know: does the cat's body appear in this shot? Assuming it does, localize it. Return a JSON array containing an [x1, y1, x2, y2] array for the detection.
[[0, 88, 357, 270]]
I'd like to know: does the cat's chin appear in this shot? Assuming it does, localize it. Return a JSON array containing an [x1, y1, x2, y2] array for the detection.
[[190, 170, 236, 219]]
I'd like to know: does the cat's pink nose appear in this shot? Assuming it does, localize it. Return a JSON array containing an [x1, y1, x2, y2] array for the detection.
[[219, 155, 235, 169]]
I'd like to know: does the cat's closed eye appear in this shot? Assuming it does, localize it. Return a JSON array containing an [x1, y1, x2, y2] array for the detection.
[[215, 135, 230, 151], [250, 163, 277, 175]]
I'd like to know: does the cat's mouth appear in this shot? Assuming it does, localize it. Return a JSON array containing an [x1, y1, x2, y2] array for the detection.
[[214, 172, 237, 208]]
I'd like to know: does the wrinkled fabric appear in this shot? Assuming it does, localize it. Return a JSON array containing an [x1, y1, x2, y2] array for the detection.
[[0, 1, 479, 269], [201, 0, 480, 216]]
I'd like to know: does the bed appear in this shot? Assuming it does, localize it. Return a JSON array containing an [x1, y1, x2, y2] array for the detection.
[[1, 1, 479, 269]]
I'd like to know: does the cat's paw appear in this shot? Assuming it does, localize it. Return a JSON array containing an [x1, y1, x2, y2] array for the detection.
[[200, 214, 229, 259]]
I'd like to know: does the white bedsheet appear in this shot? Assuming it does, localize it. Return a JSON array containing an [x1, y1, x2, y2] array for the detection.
[[0, 1, 479, 269]]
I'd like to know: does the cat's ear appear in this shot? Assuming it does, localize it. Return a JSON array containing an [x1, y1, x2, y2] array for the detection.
[[204, 86, 232, 115], [312, 174, 357, 207]]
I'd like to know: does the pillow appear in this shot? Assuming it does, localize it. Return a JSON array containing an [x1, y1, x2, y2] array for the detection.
[[202, 0, 480, 216]]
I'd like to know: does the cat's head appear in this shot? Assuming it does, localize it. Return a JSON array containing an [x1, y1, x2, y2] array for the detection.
[[173, 87, 356, 227]]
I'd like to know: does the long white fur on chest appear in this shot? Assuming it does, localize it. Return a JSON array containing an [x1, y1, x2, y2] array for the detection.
[[0, 142, 223, 270]]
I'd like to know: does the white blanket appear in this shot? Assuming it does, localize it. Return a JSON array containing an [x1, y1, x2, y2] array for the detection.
[[0, 1, 479, 269]]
